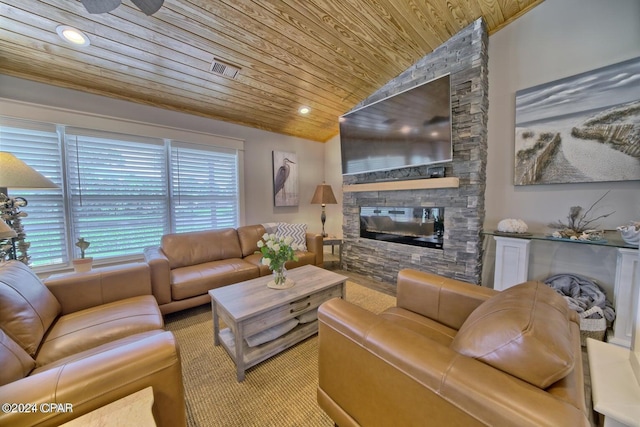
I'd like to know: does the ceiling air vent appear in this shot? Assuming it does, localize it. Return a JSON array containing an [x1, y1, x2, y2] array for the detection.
[[210, 58, 241, 79]]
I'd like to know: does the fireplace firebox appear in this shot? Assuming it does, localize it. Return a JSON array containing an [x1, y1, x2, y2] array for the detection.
[[360, 206, 444, 249]]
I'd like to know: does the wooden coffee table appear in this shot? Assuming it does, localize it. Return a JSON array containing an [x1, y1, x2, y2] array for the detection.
[[209, 264, 347, 381]]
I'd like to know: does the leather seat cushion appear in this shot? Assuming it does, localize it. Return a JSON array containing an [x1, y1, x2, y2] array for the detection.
[[284, 251, 315, 269], [170, 259, 259, 300], [243, 253, 271, 275], [450, 281, 574, 388], [380, 307, 457, 346], [0, 261, 61, 357], [0, 328, 35, 385], [36, 295, 163, 367], [32, 330, 165, 375]]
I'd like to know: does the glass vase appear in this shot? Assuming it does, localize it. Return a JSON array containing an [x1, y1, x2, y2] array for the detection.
[[273, 265, 287, 286], [268, 265, 294, 289]]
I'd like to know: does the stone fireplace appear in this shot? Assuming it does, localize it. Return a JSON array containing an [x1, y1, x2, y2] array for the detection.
[[341, 19, 489, 285]]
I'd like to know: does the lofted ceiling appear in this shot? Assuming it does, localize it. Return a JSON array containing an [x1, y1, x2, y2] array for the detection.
[[0, 0, 543, 142]]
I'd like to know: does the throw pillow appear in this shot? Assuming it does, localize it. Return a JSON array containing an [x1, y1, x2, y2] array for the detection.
[[277, 223, 307, 251], [450, 281, 575, 389], [0, 261, 61, 357], [261, 222, 279, 235]]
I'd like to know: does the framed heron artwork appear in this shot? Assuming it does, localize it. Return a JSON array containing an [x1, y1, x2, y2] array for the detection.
[[272, 150, 299, 206]]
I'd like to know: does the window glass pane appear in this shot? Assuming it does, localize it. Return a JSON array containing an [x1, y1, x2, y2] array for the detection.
[[66, 133, 168, 258], [171, 144, 238, 233], [0, 121, 67, 267]]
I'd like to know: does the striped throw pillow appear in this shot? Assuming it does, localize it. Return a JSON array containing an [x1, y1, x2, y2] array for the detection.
[[276, 223, 307, 251]]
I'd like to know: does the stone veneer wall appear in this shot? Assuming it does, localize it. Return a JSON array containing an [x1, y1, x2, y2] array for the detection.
[[341, 19, 489, 285]]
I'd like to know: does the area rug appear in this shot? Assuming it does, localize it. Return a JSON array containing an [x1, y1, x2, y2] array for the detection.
[[164, 281, 396, 427]]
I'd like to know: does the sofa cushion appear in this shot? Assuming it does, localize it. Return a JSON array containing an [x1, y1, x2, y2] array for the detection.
[[31, 330, 165, 375], [450, 281, 574, 389], [277, 223, 307, 251], [0, 328, 35, 386], [35, 295, 163, 367], [161, 228, 242, 269], [0, 261, 61, 357], [237, 224, 267, 257], [170, 259, 259, 300]]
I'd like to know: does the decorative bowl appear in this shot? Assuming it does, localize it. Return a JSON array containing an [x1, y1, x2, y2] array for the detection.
[[617, 222, 640, 247]]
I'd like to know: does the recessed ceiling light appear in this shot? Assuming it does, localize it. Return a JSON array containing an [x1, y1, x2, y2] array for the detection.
[[56, 25, 90, 47], [298, 106, 310, 115]]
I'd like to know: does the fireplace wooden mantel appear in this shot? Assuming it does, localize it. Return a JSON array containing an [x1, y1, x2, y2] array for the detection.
[[342, 177, 459, 193]]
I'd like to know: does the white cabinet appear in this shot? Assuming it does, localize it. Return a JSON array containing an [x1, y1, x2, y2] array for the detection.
[[490, 233, 639, 348]]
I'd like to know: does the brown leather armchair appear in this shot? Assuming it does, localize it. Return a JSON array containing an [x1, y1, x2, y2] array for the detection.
[[0, 261, 186, 427], [317, 269, 590, 426]]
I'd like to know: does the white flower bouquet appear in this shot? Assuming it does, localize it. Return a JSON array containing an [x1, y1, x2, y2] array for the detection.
[[257, 233, 298, 285]]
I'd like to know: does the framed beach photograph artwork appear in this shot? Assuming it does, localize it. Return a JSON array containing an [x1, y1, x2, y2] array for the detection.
[[514, 56, 640, 185], [272, 150, 299, 207]]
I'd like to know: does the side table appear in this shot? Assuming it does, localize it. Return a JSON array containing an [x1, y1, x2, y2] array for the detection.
[[323, 237, 342, 267]]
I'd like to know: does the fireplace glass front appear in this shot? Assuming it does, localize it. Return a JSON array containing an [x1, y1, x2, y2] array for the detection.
[[360, 206, 444, 249]]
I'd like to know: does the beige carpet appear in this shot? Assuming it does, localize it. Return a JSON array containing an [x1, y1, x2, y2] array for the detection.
[[164, 281, 396, 427]]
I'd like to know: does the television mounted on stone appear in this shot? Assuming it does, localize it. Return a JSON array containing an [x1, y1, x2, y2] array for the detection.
[[339, 74, 452, 176]]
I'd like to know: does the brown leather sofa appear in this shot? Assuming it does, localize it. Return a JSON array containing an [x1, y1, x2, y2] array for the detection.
[[144, 224, 323, 314], [0, 261, 186, 427], [317, 269, 590, 427]]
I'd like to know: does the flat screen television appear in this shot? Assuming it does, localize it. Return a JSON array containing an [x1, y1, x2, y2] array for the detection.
[[340, 74, 452, 176]]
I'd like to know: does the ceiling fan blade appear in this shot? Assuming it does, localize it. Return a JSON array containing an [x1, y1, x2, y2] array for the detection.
[[81, 0, 122, 14], [130, 0, 164, 15]]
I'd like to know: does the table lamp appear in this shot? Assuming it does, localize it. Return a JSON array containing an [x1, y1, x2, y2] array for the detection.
[[310, 182, 337, 237], [0, 152, 59, 263]]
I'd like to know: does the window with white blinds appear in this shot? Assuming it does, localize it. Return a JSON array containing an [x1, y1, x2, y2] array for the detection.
[[171, 143, 239, 233], [0, 118, 240, 269], [0, 120, 67, 267], [65, 130, 168, 259]]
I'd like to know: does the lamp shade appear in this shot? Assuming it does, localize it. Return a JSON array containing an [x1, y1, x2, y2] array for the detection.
[[311, 183, 337, 205], [0, 220, 17, 239], [0, 152, 58, 190]]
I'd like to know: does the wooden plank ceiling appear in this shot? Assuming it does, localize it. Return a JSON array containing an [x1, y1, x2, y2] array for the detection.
[[0, 0, 543, 142]]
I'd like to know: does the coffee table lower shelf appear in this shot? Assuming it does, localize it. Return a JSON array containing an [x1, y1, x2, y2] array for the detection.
[[209, 265, 348, 381], [218, 320, 319, 373]]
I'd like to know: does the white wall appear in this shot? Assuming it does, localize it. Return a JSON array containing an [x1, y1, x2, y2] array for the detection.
[[485, 0, 640, 295], [486, 0, 640, 232], [0, 75, 327, 233], [322, 134, 343, 237]]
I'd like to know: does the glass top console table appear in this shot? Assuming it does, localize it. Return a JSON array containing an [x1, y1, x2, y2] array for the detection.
[[484, 230, 639, 348], [485, 230, 635, 249]]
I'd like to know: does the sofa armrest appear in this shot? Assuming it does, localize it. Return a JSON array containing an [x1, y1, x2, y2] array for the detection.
[[306, 232, 323, 266], [0, 331, 185, 427], [396, 269, 496, 330], [317, 298, 589, 427], [143, 246, 172, 306], [44, 263, 152, 315]]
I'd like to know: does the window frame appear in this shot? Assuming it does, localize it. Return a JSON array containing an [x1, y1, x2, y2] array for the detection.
[[0, 105, 244, 273]]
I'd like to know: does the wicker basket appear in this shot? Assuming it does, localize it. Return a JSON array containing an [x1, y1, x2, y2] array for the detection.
[[579, 305, 607, 346]]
